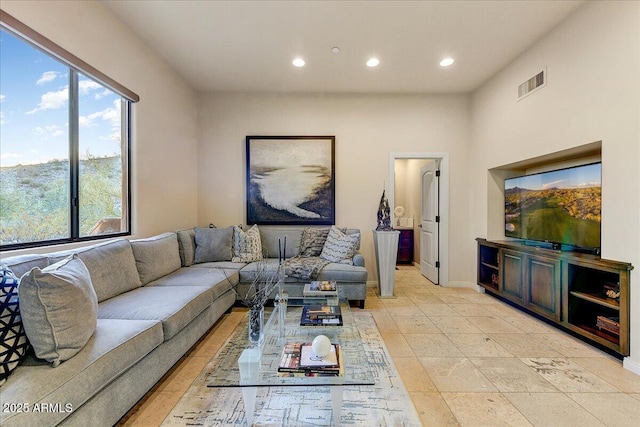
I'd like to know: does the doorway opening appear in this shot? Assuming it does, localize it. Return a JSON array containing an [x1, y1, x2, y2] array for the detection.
[[388, 153, 449, 287]]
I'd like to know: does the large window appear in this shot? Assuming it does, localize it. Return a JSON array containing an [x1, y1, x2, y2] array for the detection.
[[0, 13, 137, 250]]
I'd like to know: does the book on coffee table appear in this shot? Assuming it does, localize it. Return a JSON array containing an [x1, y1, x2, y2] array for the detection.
[[277, 342, 343, 377], [300, 305, 343, 326], [303, 281, 338, 297]]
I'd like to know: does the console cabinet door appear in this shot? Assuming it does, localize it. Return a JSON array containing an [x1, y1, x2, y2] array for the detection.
[[525, 255, 561, 321], [501, 249, 525, 304]]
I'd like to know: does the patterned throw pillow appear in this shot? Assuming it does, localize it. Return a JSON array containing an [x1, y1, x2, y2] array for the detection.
[[319, 226, 361, 265], [299, 227, 331, 257], [232, 225, 263, 263], [0, 265, 30, 386]]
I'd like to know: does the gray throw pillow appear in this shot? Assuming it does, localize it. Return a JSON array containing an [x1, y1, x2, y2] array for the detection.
[[194, 226, 233, 263], [18, 254, 98, 367]]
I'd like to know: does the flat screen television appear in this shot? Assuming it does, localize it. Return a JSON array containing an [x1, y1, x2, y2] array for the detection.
[[504, 162, 601, 251]]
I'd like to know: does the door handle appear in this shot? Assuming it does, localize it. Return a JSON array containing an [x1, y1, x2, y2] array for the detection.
[[418, 224, 423, 228]]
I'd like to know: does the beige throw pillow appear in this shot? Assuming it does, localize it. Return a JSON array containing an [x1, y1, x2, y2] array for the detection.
[[232, 225, 263, 263], [18, 254, 98, 367]]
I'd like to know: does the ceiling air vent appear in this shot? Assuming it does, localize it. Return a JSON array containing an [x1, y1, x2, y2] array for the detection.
[[518, 69, 546, 100]]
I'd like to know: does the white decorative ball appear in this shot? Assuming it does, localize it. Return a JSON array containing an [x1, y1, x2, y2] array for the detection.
[[311, 335, 332, 358]]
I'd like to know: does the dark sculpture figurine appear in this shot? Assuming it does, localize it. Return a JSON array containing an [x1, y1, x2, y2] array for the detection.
[[376, 190, 393, 231]]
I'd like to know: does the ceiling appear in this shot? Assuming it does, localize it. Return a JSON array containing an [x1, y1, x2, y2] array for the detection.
[[101, 0, 585, 94]]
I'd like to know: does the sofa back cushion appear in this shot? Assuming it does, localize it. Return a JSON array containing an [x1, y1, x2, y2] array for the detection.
[[259, 227, 303, 259], [176, 228, 196, 267], [0, 254, 49, 278], [18, 255, 98, 367], [130, 232, 182, 285], [67, 239, 142, 302]]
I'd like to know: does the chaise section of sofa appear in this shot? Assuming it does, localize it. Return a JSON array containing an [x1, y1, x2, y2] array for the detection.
[[0, 231, 235, 426]]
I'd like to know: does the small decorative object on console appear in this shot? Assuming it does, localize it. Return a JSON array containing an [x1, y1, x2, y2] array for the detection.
[[603, 282, 620, 300]]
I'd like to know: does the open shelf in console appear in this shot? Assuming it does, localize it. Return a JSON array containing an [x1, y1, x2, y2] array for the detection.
[[478, 243, 499, 291], [564, 260, 630, 354], [566, 262, 624, 348]]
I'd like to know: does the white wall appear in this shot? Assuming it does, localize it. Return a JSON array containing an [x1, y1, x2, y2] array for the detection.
[[470, 1, 640, 368], [197, 93, 471, 282], [0, 0, 200, 257]]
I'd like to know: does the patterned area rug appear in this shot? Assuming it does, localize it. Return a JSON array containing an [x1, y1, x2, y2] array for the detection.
[[162, 312, 422, 426]]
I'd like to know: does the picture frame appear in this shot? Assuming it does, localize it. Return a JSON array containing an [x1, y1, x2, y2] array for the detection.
[[246, 135, 335, 225]]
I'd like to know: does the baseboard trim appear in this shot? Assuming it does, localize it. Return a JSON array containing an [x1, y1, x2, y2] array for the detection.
[[623, 357, 640, 376], [445, 280, 483, 292]]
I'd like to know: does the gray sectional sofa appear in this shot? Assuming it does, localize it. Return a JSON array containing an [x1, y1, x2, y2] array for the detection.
[[0, 225, 366, 426]]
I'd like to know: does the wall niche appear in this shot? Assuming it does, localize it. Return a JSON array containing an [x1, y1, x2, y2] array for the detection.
[[486, 140, 602, 242]]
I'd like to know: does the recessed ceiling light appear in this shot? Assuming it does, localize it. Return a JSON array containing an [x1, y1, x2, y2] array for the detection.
[[292, 58, 305, 67], [331, 47, 340, 54], [440, 57, 454, 67], [366, 58, 380, 67]]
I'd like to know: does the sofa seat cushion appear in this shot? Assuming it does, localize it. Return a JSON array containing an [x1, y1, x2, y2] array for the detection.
[[97, 286, 212, 340], [146, 267, 236, 300], [316, 263, 367, 283], [193, 261, 246, 271], [239, 259, 282, 284], [0, 318, 162, 427], [130, 232, 182, 285]]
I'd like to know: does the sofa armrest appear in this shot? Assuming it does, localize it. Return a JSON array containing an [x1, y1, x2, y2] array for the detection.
[[353, 252, 365, 267]]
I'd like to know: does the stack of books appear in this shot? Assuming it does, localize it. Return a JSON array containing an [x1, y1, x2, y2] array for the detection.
[[303, 281, 338, 297], [277, 342, 343, 377], [300, 305, 343, 326]]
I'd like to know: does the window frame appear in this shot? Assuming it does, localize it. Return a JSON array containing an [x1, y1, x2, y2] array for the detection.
[[0, 10, 137, 251]]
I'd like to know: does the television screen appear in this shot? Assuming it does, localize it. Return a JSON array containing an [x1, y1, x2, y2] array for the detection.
[[504, 162, 601, 249]]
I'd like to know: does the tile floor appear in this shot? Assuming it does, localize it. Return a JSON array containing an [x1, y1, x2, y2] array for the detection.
[[119, 265, 640, 426]]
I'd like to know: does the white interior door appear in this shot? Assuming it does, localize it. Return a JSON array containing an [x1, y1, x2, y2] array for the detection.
[[420, 161, 439, 284]]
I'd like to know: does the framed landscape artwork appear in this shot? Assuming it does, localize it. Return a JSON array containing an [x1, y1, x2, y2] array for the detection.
[[246, 135, 335, 225]]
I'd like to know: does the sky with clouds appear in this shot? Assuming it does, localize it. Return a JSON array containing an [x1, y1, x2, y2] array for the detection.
[[0, 29, 122, 168], [505, 162, 601, 191]]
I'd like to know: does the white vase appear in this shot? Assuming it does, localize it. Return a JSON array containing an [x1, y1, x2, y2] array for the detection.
[[373, 230, 400, 298]]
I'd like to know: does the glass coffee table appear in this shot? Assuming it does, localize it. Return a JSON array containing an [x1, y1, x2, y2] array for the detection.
[[206, 302, 375, 425]]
